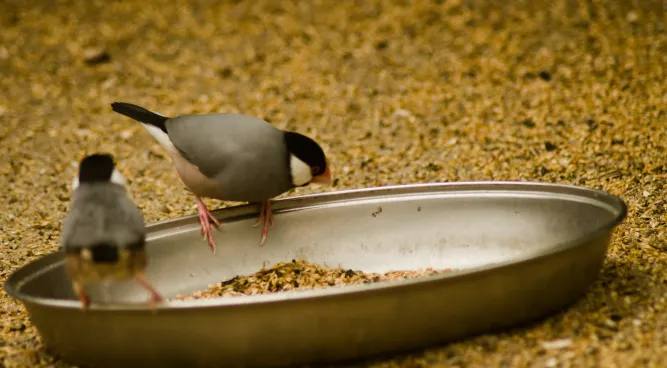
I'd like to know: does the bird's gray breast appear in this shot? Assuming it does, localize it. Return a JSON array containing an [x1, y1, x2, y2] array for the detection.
[[166, 114, 294, 203]]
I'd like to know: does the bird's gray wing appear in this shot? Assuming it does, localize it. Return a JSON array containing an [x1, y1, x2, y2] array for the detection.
[[61, 184, 146, 250], [165, 113, 285, 178], [164, 113, 294, 201]]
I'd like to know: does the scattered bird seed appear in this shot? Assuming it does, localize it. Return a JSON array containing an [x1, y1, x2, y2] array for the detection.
[[82, 48, 111, 65]]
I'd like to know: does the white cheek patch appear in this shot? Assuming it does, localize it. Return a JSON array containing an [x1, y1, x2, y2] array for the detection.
[[290, 154, 313, 186], [142, 123, 177, 154], [110, 168, 126, 187], [71, 168, 126, 191]]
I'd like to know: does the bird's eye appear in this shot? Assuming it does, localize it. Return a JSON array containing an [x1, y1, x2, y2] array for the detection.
[[312, 166, 320, 175]]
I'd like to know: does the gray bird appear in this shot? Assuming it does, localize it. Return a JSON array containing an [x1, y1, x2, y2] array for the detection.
[[61, 153, 163, 311], [110, 102, 331, 253]]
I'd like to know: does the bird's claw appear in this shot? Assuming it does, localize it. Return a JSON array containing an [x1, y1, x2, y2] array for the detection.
[[147, 293, 163, 315], [196, 197, 221, 254], [73, 281, 90, 311], [255, 201, 274, 246], [136, 272, 164, 314]]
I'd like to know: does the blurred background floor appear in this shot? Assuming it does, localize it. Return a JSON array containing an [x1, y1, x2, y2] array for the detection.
[[1, 0, 665, 367]]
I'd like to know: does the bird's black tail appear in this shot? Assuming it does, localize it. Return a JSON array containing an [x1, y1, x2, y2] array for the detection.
[[111, 102, 169, 133]]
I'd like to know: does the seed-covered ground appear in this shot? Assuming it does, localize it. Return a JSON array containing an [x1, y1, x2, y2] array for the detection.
[[1, 0, 665, 367]]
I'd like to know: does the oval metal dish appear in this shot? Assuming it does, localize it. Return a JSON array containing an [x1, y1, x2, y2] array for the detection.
[[5, 182, 627, 368]]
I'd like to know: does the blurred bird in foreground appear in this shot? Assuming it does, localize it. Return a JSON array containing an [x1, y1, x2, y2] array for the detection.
[[60, 153, 163, 311]]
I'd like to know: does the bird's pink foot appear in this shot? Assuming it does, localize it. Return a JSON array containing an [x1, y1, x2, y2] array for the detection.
[[136, 272, 164, 314], [72, 281, 90, 311], [196, 197, 222, 253], [252, 200, 274, 246]]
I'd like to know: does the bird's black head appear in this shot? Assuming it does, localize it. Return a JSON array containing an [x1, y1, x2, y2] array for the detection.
[[78, 153, 116, 183], [284, 131, 331, 186]]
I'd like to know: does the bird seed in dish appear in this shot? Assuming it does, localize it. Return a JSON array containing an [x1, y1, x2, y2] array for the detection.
[[173, 259, 454, 301]]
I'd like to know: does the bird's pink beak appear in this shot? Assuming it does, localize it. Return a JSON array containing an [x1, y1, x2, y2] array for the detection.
[[311, 167, 332, 185]]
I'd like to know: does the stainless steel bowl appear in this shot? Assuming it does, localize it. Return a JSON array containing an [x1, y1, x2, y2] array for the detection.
[[5, 181, 627, 368]]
